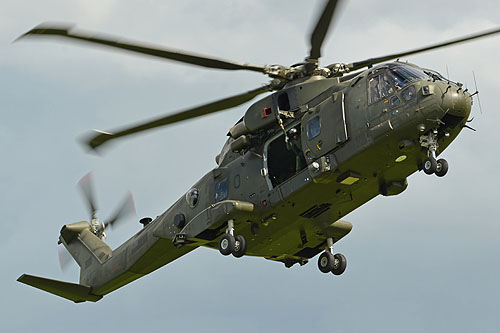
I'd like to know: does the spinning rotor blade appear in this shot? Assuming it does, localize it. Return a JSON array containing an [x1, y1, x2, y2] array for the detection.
[[308, 0, 340, 61], [104, 192, 136, 229], [347, 27, 500, 71], [77, 172, 97, 220], [58, 246, 73, 272], [18, 23, 267, 74], [85, 84, 274, 151]]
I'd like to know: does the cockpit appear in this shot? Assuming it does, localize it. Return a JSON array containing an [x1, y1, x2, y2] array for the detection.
[[368, 63, 431, 104]]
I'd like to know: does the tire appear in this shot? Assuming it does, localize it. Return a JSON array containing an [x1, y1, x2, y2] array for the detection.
[[318, 252, 335, 273], [423, 157, 437, 175], [218, 234, 235, 256], [331, 253, 347, 276], [232, 235, 247, 258], [435, 158, 449, 177]]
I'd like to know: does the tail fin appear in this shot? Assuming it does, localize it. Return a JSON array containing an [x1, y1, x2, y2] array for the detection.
[[17, 221, 111, 302], [17, 274, 102, 303], [59, 221, 112, 285]]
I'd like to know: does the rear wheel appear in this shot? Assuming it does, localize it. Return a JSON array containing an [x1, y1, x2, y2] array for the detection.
[[331, 253, 347, 275], [318, 252, 335, 273], [232, 235, 247, 258], [435, 158, 449, 177], [218, 234, 235, 256]]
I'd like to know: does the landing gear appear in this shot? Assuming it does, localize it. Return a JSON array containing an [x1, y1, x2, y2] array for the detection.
[[317, 237, 347, 276], [435, 158, 449, 177], [218, 219, 247, 258], [331, 253, 347, 275], [423, 157, 437, 174], [420, 130, 449, 177], [232, 235, 247, 258], [218, 234, 235, 256], [318, 252, 335, 273], [423, 156, 448, 177]]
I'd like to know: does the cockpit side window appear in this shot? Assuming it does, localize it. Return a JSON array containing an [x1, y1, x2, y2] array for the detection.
[[369, 75, 380, 103], [369, 73, 395, 104]]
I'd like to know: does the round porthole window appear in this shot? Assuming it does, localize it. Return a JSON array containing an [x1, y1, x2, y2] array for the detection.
[[186, 188, 200, 208]]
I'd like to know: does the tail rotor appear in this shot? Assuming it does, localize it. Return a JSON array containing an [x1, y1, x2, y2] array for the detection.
[[77, 172, 136, 240], [57, 172, 136, 271]]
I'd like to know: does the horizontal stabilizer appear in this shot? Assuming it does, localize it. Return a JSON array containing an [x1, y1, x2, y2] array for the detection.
[[17, 274, 102, 303]]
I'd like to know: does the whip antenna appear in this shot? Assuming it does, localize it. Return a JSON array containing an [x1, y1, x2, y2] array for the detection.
[[472, 71, 483, 114]]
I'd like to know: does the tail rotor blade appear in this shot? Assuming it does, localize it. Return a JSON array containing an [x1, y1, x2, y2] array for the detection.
[[76, 172, 136, 239], [104, 192, 136, 229], [77, 172, 98, 221], [58, 246, 73, 272]]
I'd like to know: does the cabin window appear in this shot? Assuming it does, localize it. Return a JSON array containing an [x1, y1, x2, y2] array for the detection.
[[369, 73, 395, 104], [215, 178, 228, 203], [307, 116, 321, 140], [186, 188, 199, 208], [267, 125, 307, 186]]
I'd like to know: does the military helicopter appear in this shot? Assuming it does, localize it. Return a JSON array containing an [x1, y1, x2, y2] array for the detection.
[[17, 0, 500, 303]]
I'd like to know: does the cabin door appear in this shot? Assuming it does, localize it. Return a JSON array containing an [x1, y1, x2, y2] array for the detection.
[[264, 124, 307, 189], [301, 91, 348, 162]]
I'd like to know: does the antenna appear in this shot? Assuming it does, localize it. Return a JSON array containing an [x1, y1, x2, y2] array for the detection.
[[472, 71, 483, 114]]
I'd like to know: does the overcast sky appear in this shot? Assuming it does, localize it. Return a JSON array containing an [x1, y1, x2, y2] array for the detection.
[[1, 1, 499, 332]]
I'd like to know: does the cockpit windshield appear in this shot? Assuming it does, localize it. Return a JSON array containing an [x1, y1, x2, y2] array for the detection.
[[368, 63, 431, 104], [387, 65, 428, 90]]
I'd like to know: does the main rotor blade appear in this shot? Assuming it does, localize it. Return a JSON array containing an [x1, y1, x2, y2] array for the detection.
[[104, 192, 136, 229], [348, 27, 500, 71], [308, 0, 340, 61], [84, 84, 273, 151], [18, 23, 267, 73], [77, 172, 98, 221]]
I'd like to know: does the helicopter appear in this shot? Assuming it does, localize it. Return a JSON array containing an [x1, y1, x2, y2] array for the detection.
[[16, 0, 500, 303]]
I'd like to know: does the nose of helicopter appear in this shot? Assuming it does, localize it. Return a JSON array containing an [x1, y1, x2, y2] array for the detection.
[[440, 85, 472, 119]]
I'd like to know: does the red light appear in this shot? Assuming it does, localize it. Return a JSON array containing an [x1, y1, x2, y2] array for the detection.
[[261, 107, 272, 118]]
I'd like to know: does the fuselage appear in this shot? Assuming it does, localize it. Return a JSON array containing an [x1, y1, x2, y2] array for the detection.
[[79, 62, 472, 295]]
